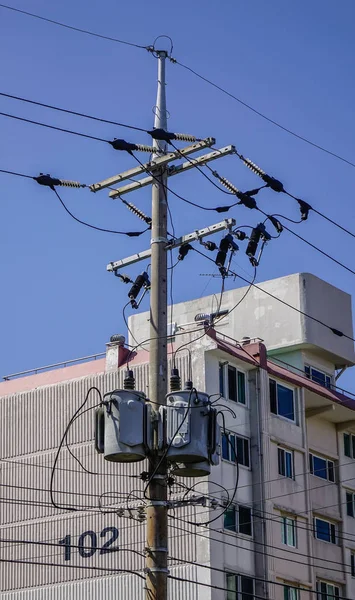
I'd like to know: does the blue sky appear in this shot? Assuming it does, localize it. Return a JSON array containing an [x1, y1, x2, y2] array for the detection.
[[1, 0, 355, 391]]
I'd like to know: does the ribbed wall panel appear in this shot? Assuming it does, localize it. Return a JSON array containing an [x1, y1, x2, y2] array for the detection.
[[0, 565, 202, 599], [0, 357, 188, 459], [0, 356, 207, 594]]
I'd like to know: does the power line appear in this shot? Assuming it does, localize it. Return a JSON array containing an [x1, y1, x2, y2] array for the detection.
[[174, 59, 355, 170], [0, 91, 147, 133], [0, 556, 145, 579], [0, 3, 150, 51], [169, 519, 351, 587], [195, 248, 355, 343], [0, 110, 108, 142]]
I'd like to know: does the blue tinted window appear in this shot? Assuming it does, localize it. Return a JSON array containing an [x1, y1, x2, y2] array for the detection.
[[222, 433, 229, 460], [277, 384, 295, 421], [315, 519, 331, 542], [313, 456, 327, 479]]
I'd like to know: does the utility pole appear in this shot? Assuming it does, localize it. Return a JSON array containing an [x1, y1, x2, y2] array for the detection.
[[146, 50, 169, 600], [93, 48, 239, 600]]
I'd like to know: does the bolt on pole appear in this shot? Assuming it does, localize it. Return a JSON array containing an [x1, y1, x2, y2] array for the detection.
[[146, 50, 169, 600]]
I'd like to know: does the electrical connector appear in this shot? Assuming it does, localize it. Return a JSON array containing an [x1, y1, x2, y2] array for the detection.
[[128, 271, 150, 309], [211, 171, 257, 209], [246, 223, 271, 266], [121, 199, 152, 225], [215, 234, 238, 275], [201, 240, 218, 252], [178, 243, 193, 261], [147, 128, 197, 143], [239, 156, 284, 192], [296, 199, 312, 221], [109, 138, 155, 153], [267, 215, 283, 233], [233, 230, 247, 241], [34, 174, 85, 190]]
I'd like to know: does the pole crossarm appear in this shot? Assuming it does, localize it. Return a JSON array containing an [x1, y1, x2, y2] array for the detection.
[[108, 145, 236, 198], [89, 138, 216, 193], [106, 218, 236, 272]]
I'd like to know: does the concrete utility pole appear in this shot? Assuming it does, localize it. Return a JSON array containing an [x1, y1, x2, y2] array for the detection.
[[146, 50, 169, 600]]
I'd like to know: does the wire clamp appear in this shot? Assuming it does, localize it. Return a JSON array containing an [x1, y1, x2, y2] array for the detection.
[[151, 237, 168, 244], [145, 567, 170, 574], [146, 501, 169, 507], [145, 546, 168, 553]]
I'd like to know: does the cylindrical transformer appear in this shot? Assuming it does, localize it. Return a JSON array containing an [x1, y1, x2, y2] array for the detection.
[[172, 460, 211, 478], [163, 390, 212, 465], [95, 390, 147, 462]]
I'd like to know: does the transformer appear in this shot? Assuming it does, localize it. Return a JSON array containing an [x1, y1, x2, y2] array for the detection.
[[94, 390, 149, 462], [162, 390, 221, 477]]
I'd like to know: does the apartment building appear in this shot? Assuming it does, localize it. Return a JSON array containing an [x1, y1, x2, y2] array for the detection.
[[0, 272, 354, 600]]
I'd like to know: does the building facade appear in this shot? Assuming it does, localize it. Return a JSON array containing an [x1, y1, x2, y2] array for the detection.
[[0, 273, 355, 599]]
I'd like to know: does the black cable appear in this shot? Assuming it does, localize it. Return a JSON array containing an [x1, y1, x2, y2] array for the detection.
[[0, 91, 147, 133], [195, 222, 355, 342], [0, 3, 150, 50], [50, 386, 102, 511], [169, 519, 351, 589], [0, 168, 33, 179], [175, 60, 355, 170], [0, 556, 145, 579], [168, 554, 348, 597], [0, 535, 145, 557], [0, 110, 108, 142], [53, 188, 149, 236]]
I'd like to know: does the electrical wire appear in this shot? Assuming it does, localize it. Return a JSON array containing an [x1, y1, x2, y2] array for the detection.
[[0, 555, 145, 579], [0, 91, 147, 132], [169, 519, 351, 589], [0, 3, 150, 50], [174, 59, 355, 170], [50, 387, 102, 511], [53, 189, 149, 236], [0, 110, 109, 142], [195, 248, 355, 343]]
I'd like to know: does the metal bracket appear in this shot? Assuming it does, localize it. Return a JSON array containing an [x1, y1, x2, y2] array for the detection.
[[107, 218, 235, 272], [90, 138, 216, 192], [108, 145, 236, 198]]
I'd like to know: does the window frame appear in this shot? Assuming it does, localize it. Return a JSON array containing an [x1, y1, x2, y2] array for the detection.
[[224, 504, 253, 537], [346, 491, 355, 517], [281, 515, 297, 548], [309, 452, 335, 482], [314, 517, 337, 545], [221, 431, 250, 468], [351, 552, 355, 578], [316, 580, 340, 600], [269, 378, 296, 423], [226, 572, 255, 600], [284, 584, 300, 600], [278, 447, 294, 479], [219, 362, 247, 405], [344, 432, 355, 459], [304, 364, 332, 389]]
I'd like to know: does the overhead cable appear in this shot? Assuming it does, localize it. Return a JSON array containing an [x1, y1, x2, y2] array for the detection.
[[0, 3, 150, 50]]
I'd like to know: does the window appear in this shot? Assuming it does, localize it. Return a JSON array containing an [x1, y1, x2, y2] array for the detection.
[[269, 379, 295, 421], [344, 433, 355, 458], [305, 365, 332, 389], [278, 447, 294, 479], [224, 505, 252, 536], [284, 585, 299, 600], [309, 453, 335, 482], [222, 431, 250, 467], [314, 518, 336, 544], [219, 363, 246, 404], [346, 491, 355, 517], [316, 580, 340, 600], [351, 553, 355, 577], [226, 572, 254, 600], [281, 516, 297, 547]]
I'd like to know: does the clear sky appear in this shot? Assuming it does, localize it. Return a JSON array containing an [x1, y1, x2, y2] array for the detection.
[[1, 1, 355, 391]]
